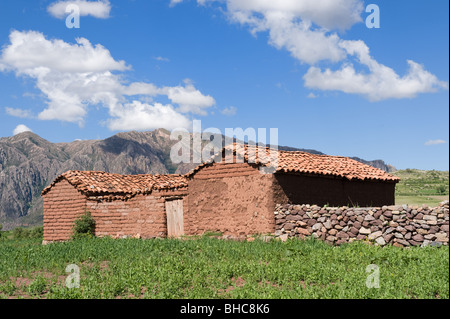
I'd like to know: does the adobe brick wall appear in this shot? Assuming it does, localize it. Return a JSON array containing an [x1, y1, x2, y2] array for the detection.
[[273, 173, 396, 207], [86, 194, 166, 239], [86, 188, 188, 239], [43, 179, 87, 241], [43, 178, 189, 241], [274, 201, 449, 247], [186, 162, 276, 236]]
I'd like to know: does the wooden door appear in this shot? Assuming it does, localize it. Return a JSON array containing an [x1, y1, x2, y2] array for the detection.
[[166, 199, 184, 237]]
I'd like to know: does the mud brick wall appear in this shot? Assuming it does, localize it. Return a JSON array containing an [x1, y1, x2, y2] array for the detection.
[[43, 179, 188, 241], [86, 194, 167, 239], [43, 179, 87, 241], [274, 201, 449, 247], [186, 162, 276, 236], [88, 188, 187, 239]]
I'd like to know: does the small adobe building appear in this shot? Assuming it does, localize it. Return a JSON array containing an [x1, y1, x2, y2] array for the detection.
[[41, 143, 400, 241], [41, 171, 188, 241]]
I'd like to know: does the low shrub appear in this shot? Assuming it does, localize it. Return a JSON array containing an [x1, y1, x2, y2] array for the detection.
[[11, 226, 43, 239], [71, 211, 96, 240]]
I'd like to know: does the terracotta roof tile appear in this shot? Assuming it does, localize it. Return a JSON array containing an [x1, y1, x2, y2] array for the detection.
[[187, 143, 400, 182], [41, 170, 188, 199]]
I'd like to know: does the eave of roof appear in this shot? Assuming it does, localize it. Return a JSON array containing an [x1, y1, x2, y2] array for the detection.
[[186, 143, 400, 183]]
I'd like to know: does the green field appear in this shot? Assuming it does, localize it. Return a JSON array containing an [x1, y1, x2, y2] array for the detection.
[[393, 169, 449, 206], [0, 169, 448, 299], [0, 236, 448, 299]]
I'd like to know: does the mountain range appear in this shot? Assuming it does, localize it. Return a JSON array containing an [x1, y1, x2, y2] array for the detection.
[[0, 129, 396, 230]]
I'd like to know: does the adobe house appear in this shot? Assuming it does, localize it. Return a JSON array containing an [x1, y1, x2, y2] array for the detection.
[[41, 143, 399, 241], [184, 143, 400, 237], [41, 171, 188, 242]]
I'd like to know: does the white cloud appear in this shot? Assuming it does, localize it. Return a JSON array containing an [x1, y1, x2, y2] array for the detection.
[[5, 107, 34, 118], [303, 40, 448, 101], [307, 92, 317, 99], [162, 79, 216, 115], [425, 139, 447, 146], [200, 0, 365, 65], [0, 30, 128, 74], [220, 0, 356, 64], [0, 30, 215, 131], [191, 0, 447, 100], [221, 106, 237, 116], [48, 0, 111, 19], [13, 124, 32, 135], [210, 0, 364, 31], [108, 101, 191, 131]]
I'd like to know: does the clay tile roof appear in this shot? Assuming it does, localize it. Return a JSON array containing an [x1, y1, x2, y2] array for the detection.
[[187, 143, 400, 182], [41, 170, 188, 198]]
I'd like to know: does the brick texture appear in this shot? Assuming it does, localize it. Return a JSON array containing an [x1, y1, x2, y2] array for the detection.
[[43, 179, 189, 241], [43, 179, 87, 241]]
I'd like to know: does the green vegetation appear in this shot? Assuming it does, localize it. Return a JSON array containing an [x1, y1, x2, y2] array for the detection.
[[71, 212, 96, 240], [1, 226, 43, 240], [0, 236, 448, 299], [393, 169, 449, 206]]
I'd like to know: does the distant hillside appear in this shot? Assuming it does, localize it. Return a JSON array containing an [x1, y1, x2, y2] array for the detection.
[[393, 169, 449, 207], [350, 158, 396, 173], [0, 130, 396, 230]]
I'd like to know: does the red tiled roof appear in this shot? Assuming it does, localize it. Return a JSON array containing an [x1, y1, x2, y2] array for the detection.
[[187, 143, 400, 182], [41, 170, 188, 199]]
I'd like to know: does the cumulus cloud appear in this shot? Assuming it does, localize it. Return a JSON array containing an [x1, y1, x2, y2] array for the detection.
[[162, 79, 216, 115], [13, 124, 32, 135], [223, 0, 364, 31], [48, 0, 111, 19], [0, 30, 128, 74], [425, 139, 447, 146], [190, 0, 447, 100], [195, 0, 363, 65], [107, 101, 192, 131], [0, 30, 215, 131], [304, 40, 448, 101]]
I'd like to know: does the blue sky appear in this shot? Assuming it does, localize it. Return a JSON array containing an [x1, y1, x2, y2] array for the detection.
[[0, 0, 448, 170]]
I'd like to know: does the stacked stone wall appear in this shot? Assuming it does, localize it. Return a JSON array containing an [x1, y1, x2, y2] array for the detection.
[[274, 201, 449, 247]]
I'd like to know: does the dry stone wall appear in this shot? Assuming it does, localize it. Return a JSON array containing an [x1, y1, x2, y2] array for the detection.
[[274, 201, 449, 247]]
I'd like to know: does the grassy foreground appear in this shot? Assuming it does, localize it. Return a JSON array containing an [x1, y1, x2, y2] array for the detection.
[[0, 236, 448, 299]]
